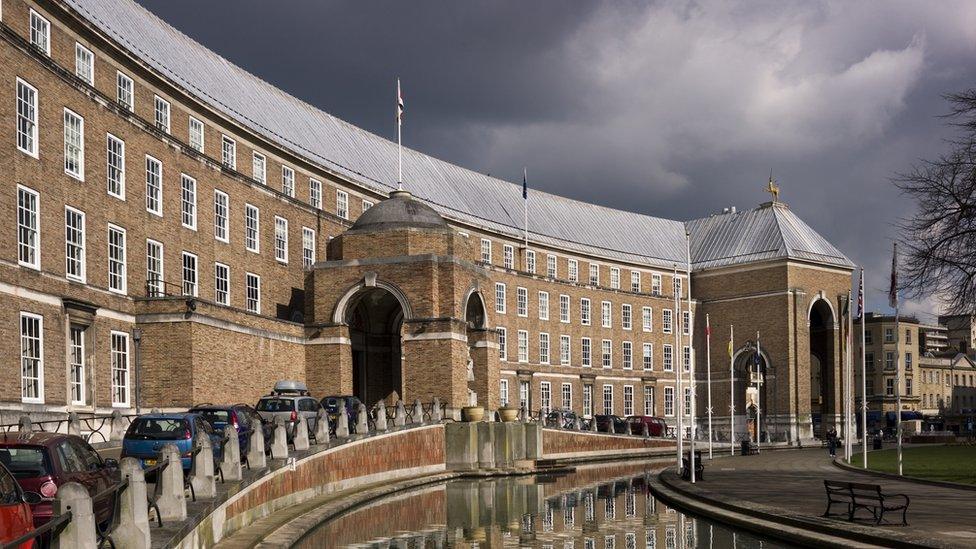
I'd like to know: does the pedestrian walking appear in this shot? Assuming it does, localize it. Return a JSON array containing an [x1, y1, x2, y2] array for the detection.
[[827, 427, 838, 458]]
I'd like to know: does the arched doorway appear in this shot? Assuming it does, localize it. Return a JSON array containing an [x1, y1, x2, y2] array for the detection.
[[463, 291, 488, 406], [809, 299, 835, 437], [347, 288, 405, 407], [734, 346, 770, 443]]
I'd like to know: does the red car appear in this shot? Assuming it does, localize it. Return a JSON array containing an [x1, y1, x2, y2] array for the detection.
[[0, 461, 38, 549], [626, 415, 668, 436], [0, 432, 119, 528]]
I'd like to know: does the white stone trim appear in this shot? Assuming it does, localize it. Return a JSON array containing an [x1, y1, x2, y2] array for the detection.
[[472, 340, 498, 349], [594, 375, 645, 382], [136, 313, 305, 344], [702, 290, 792, 305], [532, 372, 580, 379], [0, 280, 136, 322], [402, 331, 467, 343], [305, 336, 352, 345]]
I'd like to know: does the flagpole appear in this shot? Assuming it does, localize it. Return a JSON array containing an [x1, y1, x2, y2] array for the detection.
[[892, 243, 903, 475], [860, 268, 868, 468], [686, 231, 696, 482], [755, 330, 761, 453], [396, 78, 403, 190], [673, 264, 683, 468], [706, 314, 713, 460], [730, 324, 735, 456], [846, 290, 854, 461], [522, 168, 528, 250]]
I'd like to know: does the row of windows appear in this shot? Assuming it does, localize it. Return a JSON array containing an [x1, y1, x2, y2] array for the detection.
[[479, 239, 684, 297], [493, 283, 691, 334], [863, 326, 914, 345], [496, 327, 692, 372], [498, 378, 690, 418], [19, 311, 129, 406], [920, 370, 976, 387], [22, 10, 374, 219]]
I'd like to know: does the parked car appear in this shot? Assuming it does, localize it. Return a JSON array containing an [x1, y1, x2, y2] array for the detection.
[[626, 416, 668, 436], [320, 395, 363, 429], [233, 403, 274, 454], [594, 414, 627, 434], [545, 410, 580, 429], [188, 404, 258, 453], [121, 413, 223, 474], [0, 432, 118, 529], [0, 461, 39, 549], [256, 381, 322, 441]]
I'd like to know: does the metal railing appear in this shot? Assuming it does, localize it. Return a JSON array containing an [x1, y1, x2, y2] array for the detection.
[[0, 511, 73, 549], [0, 412, 141, 443]]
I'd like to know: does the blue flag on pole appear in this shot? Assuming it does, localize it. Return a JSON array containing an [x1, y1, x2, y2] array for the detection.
[[522, 168, 527, 199]]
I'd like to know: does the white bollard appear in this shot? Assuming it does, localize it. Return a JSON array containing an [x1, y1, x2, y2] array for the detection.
[[293, 415, 310, 451], [67, 412, 81, 437], [246, 423, 267, 470], [394, 400, 407, 427], [18, 415, 31, 433], [335, 404, 350, 438], [432, 397, 443, 422], [374, 401, 388, 432], [52, 482, 96, 549], [109, 410, 128, 441], [356, 403, 369, 434], [189, 434, 217, 499], [412, 399, 424, 424], [114, 458, 151, 549], [220, 430, 243, 481], [271, 416, 289, 459], [156, 444, 186, 522], [314, 409, 331, 444]]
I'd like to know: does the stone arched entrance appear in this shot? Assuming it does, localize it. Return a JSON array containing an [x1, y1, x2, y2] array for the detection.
[[809, 298, 836, 437], [344, 286, 406, 407], [733, 345, 771, 443]]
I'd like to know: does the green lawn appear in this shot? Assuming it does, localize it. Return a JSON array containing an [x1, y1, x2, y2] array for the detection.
[[848, 445, 976, 484]]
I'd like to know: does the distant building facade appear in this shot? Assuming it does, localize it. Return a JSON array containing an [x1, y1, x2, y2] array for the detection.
[[0, 0, 855, 443]]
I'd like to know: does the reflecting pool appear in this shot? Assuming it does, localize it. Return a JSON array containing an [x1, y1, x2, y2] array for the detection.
[[296, 461, 794, 548]]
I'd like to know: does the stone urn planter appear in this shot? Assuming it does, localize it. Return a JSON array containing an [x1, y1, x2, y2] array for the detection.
[[498, 406, 520, 423], [461, 406, 485, 422]]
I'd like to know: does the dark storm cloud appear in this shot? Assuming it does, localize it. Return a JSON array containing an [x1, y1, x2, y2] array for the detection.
[[137, 0, 976, 317]]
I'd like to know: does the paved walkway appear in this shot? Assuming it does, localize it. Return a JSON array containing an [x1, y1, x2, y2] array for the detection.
[[686, 447, 976, 547]]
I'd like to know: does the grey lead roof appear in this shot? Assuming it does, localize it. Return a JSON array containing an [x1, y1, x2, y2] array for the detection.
[[62, 0, 853, 272]]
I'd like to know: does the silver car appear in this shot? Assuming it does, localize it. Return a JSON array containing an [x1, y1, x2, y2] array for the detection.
[[255, 381, 321, 441]]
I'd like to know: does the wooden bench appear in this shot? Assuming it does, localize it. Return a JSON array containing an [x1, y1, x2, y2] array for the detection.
[[823, 480, 910, 525], [680, 450, 704, 481]]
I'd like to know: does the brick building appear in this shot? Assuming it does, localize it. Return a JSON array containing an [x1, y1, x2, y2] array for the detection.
[[0, 0, 854, 443]]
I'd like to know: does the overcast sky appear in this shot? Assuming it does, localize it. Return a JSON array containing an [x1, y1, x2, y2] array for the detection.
[[136, 0, 976, 320]]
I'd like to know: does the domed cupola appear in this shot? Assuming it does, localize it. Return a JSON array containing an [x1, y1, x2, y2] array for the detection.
[[349, 190, 447, 233]]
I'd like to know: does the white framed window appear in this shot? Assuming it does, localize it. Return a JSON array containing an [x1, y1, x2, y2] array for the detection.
[[246, 272, 261, 314], [153, 95, 170, 133], [252, 152, 266, 184], [589, 264, 600, 286], [538, 291, 549, 321], [503, 245, 514, 269], [214, 262, 230, 305], [495, 282, 506, 314], [631, 271, 641, 292], [643, 343, 654, 370], [110, 331, 130, 407], [663, 344, 673, 372], [281, 165, 295, 197], [642, 306, 653, 332], [664, 386, 675, 417], [623, 385, 634, 416], [221, 135, 236, 169], [107, 224, 127, 294], [274, 216, 289, 263], [362, 199, 373, 211], [516, 287, 528, 317], [17, 185, 40, 269], [623, 341, 633, 370], [581, 337, 591, 367], [309, 178, 322, 208], [17, 78, 38, 157], [539, 333, 550, 364], [29, 9, 50, 55], [601, 301, 612, 328], [603, 384, 614, 415], [337, 190, 349, 219], [517, 330, 529, 363], [213, 190, 229, 242], [525, 250, 536, 273], [500, 379, 509, 407], [684, 387, 692, 416], [498, 327, 507, 361], [144, 155, 162, 215], [181, 251, 198, 297], [180, 174, 196, 230], [602, 339, 612, 369], [622, 304, 632, 330], [560, 335, 571, 365], [610, 267, 620, 289], [683, 311, 691, 335], [69, 326, 85, 405], [188, 116, 204, 152], [116, 71, 133, 111], [106, 133, 125, 199], [519, 380, 530, 409], [559, 294, 570, 323], [663, 309, 673, 334], [673, 277, 682, 298], [540, 381, 552, 414], [583, 384, 593, 417], [20, 312, 44, 403], [652, 273, 662, 295], [64, 206, 86, 283], [146, 239, 164, 297], [63, 109, 84, 180], [580, 298, 591, 325], [683, 345, 691, 372], [245, 204, 260, 253], [547, 255, 557, 278], [568, 259, 578, 282], [644, 386, 655, 416], [302, 227, 316, 268], [561, 383, 572, 410], [480, 239, 492, 263]]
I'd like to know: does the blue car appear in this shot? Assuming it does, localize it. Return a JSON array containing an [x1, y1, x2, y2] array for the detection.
[[188, 405, 255, 453], [121, 413, 222, 473]]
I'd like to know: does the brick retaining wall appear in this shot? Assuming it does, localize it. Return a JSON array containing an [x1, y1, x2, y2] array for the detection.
[[542, 429, 675, 460]]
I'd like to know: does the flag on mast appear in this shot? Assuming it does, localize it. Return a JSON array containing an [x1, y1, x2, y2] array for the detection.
[[396, 78, 405, 190], [522, 168, 529, 249], [857, 268, 864, 320], [397, 78, 404, 126], [888, 242, 898, 308]]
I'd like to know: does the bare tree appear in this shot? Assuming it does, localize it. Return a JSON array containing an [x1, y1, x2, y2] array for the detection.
[[896, 90, 976, 314]]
